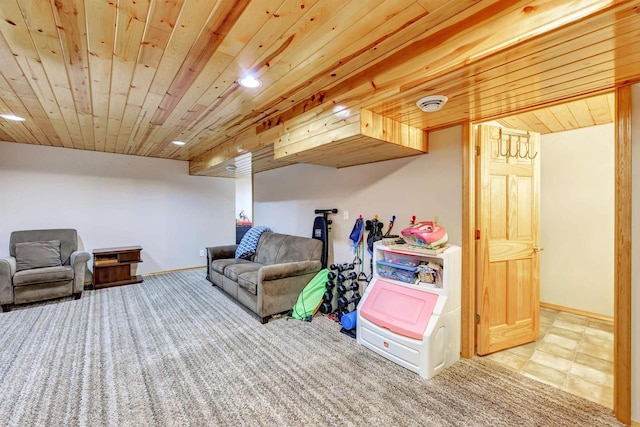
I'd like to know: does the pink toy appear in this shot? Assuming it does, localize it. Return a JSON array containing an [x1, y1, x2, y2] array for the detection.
[[401, 221, 448, 249]]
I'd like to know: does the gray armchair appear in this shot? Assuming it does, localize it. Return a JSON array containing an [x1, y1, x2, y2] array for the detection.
[[0, 229, 90, 312]]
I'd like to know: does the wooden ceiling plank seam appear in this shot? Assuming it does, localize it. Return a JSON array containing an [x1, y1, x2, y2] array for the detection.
[[189, 124, 283, 174], [250, 0, 509, 129], [141, 0, 320, 154], [0, 125, 18, 143], [0, 6, 76, 148], [192, 43, 632, 174], [528, 107, 565, 133], [52, 0, 95, 150], [605, 92, 615, 123], [214, 0, 293, 59], [373, 16, 640, 123], [360, 109, 428, 152], [424, 51, 640, 128], [356, 0, 606, 97], [284, 136, 424, 168], [19, 0, 85, 149], [278, 112, 361, 149], [0, 73, 54, 146], [127, 0, 221, 156], [585, 94, 614, 125], [0, 33, 59, 146], [164, 0, 381, 155], [230, 0, 620, 152], [108, 0, 153, 154], [2, 0, 639, 176], [139, 0, 292, 156], [547, 103, 579, 130], [180, 0, 456, 154], [368, 6, 640, 118], [51, 0, 92, 113], [85, 0, 117, 151], [566, 98, 596, 128], [0, 96, 42, 144], [148, 0, 252, 128], [398, 0, 631, 97], [190, 0, 632, 166], [515, 111, 552, 134], [392, 30, 640, 128], [494, 117, 531, 132], [192, 0, 472, 151], [120, 0, 186, 155]]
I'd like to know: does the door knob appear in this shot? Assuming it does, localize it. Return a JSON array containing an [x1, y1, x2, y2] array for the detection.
[[533, 246, 544, 252]]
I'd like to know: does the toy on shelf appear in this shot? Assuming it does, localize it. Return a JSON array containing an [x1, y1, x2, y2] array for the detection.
[[400, 218, 448, 249], [237, 210, 252, 226]]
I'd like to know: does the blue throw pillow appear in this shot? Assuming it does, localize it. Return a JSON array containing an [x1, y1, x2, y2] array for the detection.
[[235, 226, 272, 259]]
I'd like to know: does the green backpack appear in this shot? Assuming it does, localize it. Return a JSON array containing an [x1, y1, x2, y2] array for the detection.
[[291, 269, 329, 321]]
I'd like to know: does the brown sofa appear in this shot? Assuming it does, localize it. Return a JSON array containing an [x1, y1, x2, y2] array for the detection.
[[206, 232, 323, 323]]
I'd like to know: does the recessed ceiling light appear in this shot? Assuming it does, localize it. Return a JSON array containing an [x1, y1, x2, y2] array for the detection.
[[225, 165, 237, 172], [238, 75, 261, 88], [171, 140, 186, 146], [0, 114, 26, 122]]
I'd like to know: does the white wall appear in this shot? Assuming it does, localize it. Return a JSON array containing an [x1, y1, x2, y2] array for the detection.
[[254, 126, 462, 269], [0, 142, 235, 274], [235, 176, 253, 222], [539, 124, 614, 316], [631, 83, 640, 423]]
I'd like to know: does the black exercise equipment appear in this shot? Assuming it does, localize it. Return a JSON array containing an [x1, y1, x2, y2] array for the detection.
[[337, 281, 359, 295], [338, 292, 361, 309], [319, 302, 333, 314], [312, 209, 338, 269]]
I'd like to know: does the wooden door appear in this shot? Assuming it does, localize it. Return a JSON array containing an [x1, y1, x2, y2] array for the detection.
[[476, 125, 541, 355]]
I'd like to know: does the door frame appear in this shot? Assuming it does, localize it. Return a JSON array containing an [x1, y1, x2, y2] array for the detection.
[[460, 86, 632, 424]]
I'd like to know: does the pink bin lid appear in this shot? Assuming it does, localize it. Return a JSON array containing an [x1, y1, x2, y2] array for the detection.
[[360, 279, 438, 340]]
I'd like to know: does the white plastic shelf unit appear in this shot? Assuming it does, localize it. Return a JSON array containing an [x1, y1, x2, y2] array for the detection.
[[356, 241, 461, 379]]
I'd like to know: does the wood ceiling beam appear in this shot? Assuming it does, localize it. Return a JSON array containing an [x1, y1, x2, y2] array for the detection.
[[190, 108, 427, 175], [189, 0, 615, 174], [184, 0, 491, 160]]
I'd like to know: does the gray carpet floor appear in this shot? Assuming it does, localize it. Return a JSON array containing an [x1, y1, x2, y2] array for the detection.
[[0, 269, 623, 426]]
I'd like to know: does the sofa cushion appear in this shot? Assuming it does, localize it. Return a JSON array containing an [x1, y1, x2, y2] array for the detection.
[[224, 263, 261, 282], [13, 266, 73, 287], [15, 240, 62, 272], [237, 271, 258, 295], [211, 258, 253, 275], [254, 233, 323, 265], [10, 229, 77, 266], [235, 226, 272, 259]]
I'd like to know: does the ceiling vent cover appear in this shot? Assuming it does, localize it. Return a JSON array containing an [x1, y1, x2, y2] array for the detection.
[[416, 95, 448, 112]]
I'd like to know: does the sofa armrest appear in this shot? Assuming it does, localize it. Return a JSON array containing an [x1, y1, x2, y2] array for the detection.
[[0, 256, 16, 305], [259, 260, 322, 282], [206, 245, 238, 282], [71, 251, 91, 294], [207, 245, 237, 260]]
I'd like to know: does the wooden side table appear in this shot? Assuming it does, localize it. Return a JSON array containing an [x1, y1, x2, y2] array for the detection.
[[92, 246, 143, 289]]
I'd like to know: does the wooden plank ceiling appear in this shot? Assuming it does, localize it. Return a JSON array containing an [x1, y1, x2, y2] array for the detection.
[[0, 0, 638, 177], [494, 93, 615, 134]]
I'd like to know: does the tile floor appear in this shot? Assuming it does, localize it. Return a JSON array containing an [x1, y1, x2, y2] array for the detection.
[[484, 307, 614, 408]]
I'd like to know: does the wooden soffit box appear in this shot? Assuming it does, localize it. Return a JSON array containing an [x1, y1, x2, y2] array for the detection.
[[273, 109, 428, 168]]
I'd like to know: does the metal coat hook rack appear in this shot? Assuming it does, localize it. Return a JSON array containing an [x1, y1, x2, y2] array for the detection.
[[498, 129, 538, 160]]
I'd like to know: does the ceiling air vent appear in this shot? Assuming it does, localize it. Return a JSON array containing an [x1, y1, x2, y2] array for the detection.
[[416, 95, 448, 112]]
